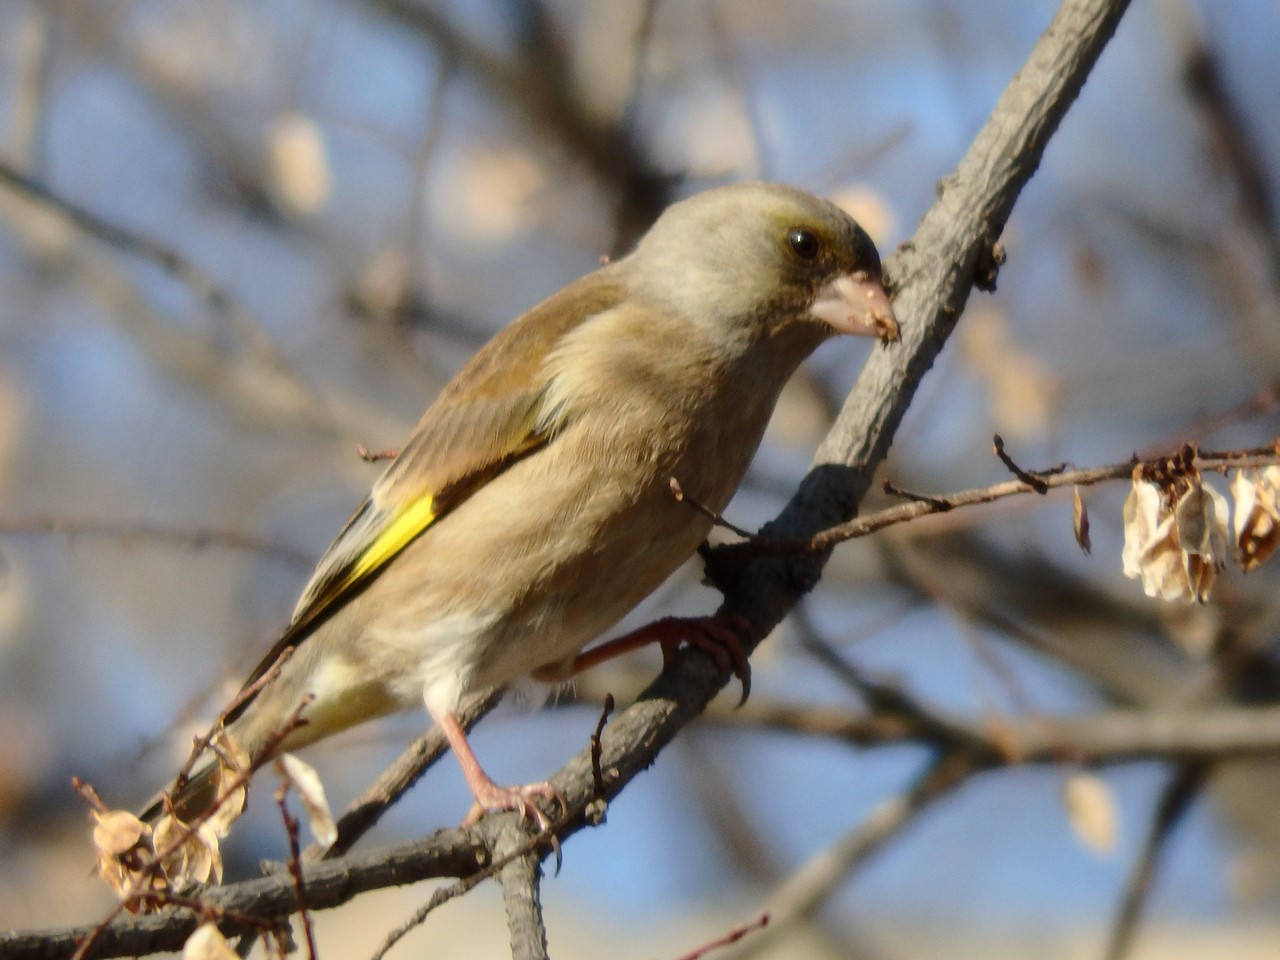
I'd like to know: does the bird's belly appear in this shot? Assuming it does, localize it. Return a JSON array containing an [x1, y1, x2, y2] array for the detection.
[[361, 429, 728, 715]]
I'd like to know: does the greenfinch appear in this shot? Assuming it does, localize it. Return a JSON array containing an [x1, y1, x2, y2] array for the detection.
[[151, 181, 898, 826]]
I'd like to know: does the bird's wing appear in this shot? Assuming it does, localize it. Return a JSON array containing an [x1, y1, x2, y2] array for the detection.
[[226, 272, 627, 713]]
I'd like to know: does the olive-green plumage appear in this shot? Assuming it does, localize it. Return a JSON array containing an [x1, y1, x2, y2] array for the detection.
[[154, 181, 897, 823]]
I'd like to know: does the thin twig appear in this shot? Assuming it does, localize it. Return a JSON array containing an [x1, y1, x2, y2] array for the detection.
[[675, 914, 770, 960], [172, 654, 302, 794], [590, 693, 616, 793], [881, 480, 953, 510], [356, 445, 400, 463], [773, 447, 1279, 556], [274, 779, 318, 960], [367, 813, 570, 960], [669, 476, 764, 542], [992, 434, 1051, 492]]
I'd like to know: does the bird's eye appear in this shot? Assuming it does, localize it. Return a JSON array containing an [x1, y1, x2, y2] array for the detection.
[[787, 227, 820, 261]]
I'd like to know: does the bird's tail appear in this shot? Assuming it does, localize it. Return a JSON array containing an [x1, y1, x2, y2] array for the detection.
[[138, 759, 224, 826], [136, 678, 328, 827], [137, 707, 276, 827]]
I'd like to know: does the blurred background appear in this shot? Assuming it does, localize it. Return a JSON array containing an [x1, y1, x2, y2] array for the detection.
[[1, 0, 1279, 957]]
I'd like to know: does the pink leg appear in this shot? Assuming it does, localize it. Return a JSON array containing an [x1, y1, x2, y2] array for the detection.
[[533, 615, 753, 704], [434, 709, 564, 829]]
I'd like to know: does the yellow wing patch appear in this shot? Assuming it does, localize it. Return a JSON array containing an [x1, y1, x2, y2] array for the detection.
[[348, 494, 437, 585], [285, 493, 439, 641], [223, 493, 440, 725]]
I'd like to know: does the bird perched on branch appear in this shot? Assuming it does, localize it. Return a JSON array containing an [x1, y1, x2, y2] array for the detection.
[[148, 181, 898, 829]]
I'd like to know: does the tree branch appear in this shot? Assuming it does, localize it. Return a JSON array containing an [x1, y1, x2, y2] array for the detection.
[[724, 752, 978, 959], [496, 831, 550, 960]]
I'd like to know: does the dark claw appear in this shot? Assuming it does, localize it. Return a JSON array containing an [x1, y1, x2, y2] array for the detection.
[[683, 616, 753, 705]]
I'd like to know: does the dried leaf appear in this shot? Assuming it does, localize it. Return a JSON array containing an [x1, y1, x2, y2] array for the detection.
[[269, 112, 330, 215], [92, 809, 154, 899], [1063, 771, 1117, 855], [154, 815, 223, 889], [183, 923, 239, 960], [93, 809, 150, 857], [1072, 486, 1091, 555], [1121, 479, 1162, 579], [1123, 476, 1229, 604], [278, 753, 338, 848], [206, 730, 250, 838], [1122, 479, 1184, 600], [1174, 479, 1229, 603], [1232, 466, 1280, 572]]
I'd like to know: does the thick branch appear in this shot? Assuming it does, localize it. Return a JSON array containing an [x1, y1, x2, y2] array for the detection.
[[495, 833, 550, 960], [711, 0, 1133, 620], [2, 833, 485, 960], [17, 692, 1280, 959]]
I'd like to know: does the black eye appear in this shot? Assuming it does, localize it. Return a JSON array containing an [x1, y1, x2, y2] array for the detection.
[[788, 227, 820, 261]]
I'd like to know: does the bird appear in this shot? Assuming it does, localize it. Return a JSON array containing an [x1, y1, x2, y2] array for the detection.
[[148, 181, 898, 829]]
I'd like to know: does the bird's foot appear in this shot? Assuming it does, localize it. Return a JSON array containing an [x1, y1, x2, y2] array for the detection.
[[461, 778, 565, 832], [650, 615, 753, 705]]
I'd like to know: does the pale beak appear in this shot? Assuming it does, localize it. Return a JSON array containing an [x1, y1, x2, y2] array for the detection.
[[809, 272, 899, 343]]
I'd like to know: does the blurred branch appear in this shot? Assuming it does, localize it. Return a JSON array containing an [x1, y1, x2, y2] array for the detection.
[[0, 513, 313, 570], [0, 159, 289, 374], [1141, 0, 1280, 385], [699, 697, 1280, 765], [48, 0, 277, 220], [677, 731, 782, 885], [357, 0, 676, 249], [9, 2, 52, 169], [1163, 0, 1280, 291], [0, 158, 375, 442], [705, 1, 766, 180], [725, 751, 977, 960], [792, 605, 988, 748], [1103, 763, 1209, 960], [615, 0, 662, 147]]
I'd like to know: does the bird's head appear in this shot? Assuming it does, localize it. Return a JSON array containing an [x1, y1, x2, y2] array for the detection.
[[623, 181, 899, 351]]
